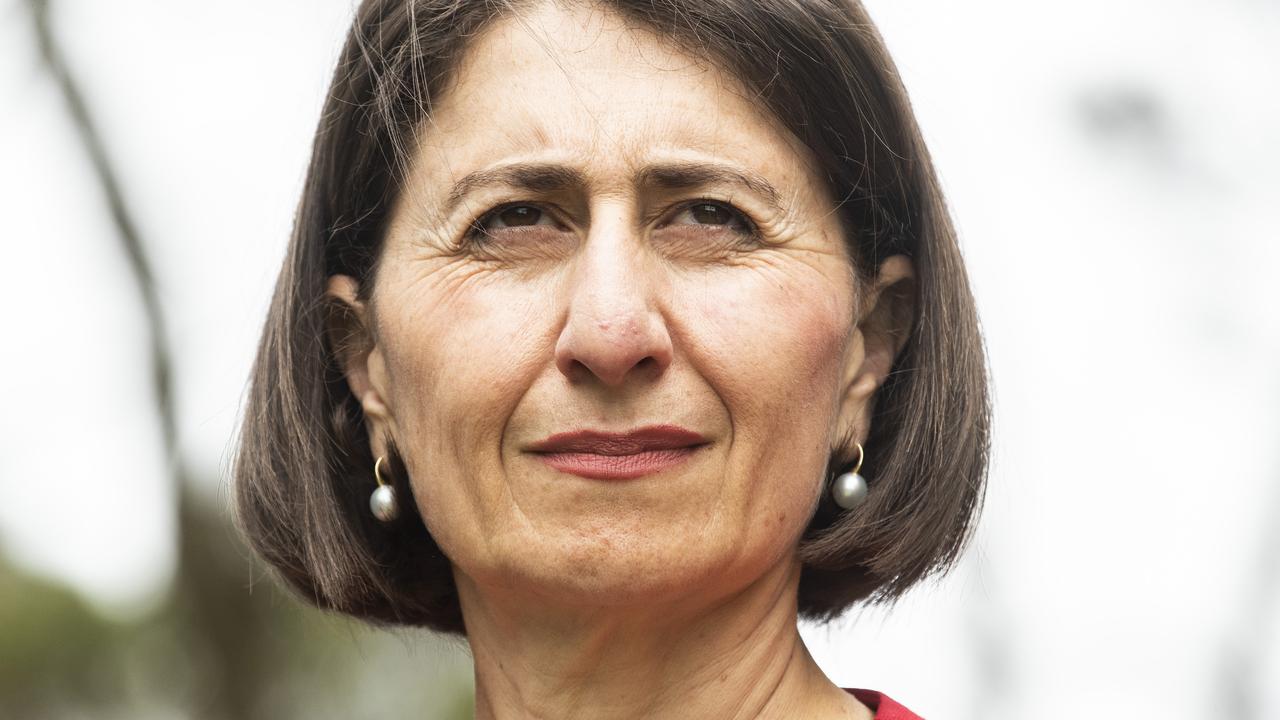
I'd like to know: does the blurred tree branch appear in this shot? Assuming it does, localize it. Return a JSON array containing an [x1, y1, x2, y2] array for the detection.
[[19, 4, 474, 718], [25, 1, 256, 716], [26, 0, 177, 457]]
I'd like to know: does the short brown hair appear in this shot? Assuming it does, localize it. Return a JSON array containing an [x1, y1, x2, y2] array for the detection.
[[233, 0, 991, 635]]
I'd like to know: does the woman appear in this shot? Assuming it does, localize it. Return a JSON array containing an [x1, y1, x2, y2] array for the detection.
[[233, 0, 989, 717]]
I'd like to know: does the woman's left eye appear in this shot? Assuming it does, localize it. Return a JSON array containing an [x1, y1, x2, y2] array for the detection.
[[667, 201, 756, 234]]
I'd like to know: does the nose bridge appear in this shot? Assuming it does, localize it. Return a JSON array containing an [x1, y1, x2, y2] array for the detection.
[[554, 207, 673, 386], [579, 217, 646, 317]]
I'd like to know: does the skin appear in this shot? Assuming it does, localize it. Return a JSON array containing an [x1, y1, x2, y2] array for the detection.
[[328, 2, 914, 718]]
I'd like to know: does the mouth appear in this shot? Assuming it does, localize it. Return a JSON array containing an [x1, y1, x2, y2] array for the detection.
[[526, 424, 710, 480]]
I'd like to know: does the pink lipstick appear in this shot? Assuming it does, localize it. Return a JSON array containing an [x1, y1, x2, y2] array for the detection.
[[526, 425, 709, 480]]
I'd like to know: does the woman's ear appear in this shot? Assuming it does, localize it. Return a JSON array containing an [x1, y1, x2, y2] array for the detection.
[[834, 255, 916, 447], [325, 275, 394, 451]]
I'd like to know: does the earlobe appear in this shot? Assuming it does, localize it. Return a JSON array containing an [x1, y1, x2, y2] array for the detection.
[[324, 275, 392, 427], [834, 255, 917, 445]]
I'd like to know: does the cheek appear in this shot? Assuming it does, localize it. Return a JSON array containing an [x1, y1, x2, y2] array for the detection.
[[674, 260, 854, 539], [377, 269, 553, 534], [680, 261, 854, 435], [384, 275, 537, 427]]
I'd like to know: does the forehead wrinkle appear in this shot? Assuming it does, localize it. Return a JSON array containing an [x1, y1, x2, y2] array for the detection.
[[502, 0, 615, 144], [417, 5, 816, 223], [499, 119, 553, 155]]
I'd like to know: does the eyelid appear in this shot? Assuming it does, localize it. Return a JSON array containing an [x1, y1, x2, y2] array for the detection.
[[663, 198, 759, 235], [466, 197, 762, 242], [467, 201, 560, 239]]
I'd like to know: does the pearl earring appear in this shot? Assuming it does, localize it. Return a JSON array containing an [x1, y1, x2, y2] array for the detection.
[[831, 442, 868, 510], [370, 456, 399, 522]]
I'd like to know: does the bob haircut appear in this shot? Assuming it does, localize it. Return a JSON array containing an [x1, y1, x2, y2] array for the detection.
[[234, 0, 991, 635]]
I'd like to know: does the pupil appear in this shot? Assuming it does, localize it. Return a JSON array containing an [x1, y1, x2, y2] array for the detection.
[[692, 203, 729, 225], [499, 206, 541, 226]]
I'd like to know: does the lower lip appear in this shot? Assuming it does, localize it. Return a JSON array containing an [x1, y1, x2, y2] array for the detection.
[[533, 447, 702, 480]]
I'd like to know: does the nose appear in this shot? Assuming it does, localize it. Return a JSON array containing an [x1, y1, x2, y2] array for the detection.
[[554, 223, 673, 387]]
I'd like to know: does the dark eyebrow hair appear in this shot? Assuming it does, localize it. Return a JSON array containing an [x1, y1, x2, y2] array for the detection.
[[444, 164, 588, 214], [636, 162, 784, 213], [442, 161, 785, 215]]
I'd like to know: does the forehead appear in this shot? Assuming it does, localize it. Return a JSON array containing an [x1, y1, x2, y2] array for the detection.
[[410, 0, 817, 194]]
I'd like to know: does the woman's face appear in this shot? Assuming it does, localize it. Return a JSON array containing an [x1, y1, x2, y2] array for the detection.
[[333, 1, 897, 611]]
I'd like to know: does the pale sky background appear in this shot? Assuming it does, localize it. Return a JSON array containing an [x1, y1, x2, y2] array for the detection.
[[2, 1, 1278, 718]]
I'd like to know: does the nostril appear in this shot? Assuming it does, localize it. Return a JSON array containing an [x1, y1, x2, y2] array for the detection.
[[554, 307, 674, 387], [555, 355, 585, 380], [627, 355, 670, 384]]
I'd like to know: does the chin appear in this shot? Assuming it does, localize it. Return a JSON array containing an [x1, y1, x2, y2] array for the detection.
[[471, 517, 784, 614]]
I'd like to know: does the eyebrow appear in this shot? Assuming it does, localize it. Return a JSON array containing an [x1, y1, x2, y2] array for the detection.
[[636, 162, 784, 212], [445, 164, 587, 214], [442, 161, 785, 215]]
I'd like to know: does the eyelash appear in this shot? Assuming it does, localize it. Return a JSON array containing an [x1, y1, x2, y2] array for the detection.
[[465, 199, 760, 242], [465, 201, 550, 240]]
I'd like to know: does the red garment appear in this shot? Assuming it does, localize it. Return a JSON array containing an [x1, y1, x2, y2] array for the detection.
[[846, 689, 924, 719]]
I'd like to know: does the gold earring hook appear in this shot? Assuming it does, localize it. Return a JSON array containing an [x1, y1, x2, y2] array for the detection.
[[851, 442, 864, 476], [374, 456, 390, 487]]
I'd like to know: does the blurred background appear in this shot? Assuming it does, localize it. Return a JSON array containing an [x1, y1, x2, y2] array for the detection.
[[1, 0, 1276, 717]]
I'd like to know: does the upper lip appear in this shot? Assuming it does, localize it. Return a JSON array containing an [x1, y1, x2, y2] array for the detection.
[[526, 424, 709, 455]]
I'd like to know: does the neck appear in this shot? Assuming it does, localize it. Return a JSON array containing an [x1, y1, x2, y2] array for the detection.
[[457, 559, 872, 720]]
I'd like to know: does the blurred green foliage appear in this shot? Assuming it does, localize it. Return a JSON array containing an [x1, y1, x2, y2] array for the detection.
[[0, 487, 474, 720]]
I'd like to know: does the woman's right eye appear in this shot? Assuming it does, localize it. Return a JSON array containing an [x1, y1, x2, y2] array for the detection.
[[470, 204, 556, 237]]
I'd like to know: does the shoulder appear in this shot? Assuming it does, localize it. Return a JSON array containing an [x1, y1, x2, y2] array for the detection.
[[845, 688, 926, 720]]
